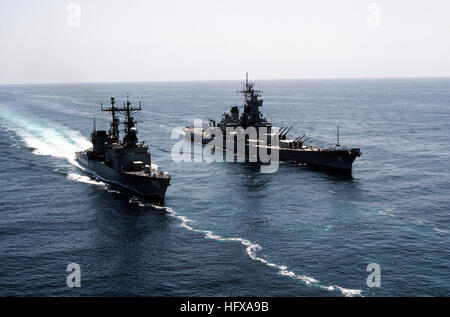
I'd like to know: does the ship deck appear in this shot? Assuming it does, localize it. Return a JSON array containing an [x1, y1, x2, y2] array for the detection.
[[124, 170, 170, 179]]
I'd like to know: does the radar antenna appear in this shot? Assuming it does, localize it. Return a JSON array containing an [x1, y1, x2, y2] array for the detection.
[[101, 96, 142, 142], [238, 73, 264, 128]]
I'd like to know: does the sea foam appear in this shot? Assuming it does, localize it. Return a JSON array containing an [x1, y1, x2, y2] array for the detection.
[[147, 202, 363, 297]]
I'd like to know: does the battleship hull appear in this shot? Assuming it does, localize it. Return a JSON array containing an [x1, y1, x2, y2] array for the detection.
[[277, 147, 360, 170], [184, 74, 361, 172], [75, 152, 170, 202], [185, 128, 360, 171]]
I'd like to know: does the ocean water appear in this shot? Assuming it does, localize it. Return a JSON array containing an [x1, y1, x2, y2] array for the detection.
[[0, 78, 449, 297]]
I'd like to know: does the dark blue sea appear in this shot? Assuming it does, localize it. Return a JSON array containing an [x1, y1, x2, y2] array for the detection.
[[1, 78, 449, 297]]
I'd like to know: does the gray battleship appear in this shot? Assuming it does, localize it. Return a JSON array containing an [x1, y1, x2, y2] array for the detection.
[[185, 74, 361, 171], [76, 96, 170, 202]]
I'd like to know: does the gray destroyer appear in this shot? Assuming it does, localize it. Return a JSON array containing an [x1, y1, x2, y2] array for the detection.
[[185, 74, 361, 171], [76, 96, 170, 202]]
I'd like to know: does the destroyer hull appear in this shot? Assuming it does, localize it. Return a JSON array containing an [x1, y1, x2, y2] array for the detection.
[[185, 128, 360, 171], [75, 152, 169, 201]]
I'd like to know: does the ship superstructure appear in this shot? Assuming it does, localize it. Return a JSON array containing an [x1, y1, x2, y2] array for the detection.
[[76, 96, 170, 201], [185, 74, 361, 171]]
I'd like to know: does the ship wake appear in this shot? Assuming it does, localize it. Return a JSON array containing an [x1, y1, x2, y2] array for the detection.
[[139, 202, 363, 297], [1, 111, 363, 296], [66, 172, 107, 187], [0, 112, 91, 169]]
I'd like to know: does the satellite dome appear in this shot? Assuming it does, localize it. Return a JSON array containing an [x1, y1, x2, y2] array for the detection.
[[129, 127, 138, 134]]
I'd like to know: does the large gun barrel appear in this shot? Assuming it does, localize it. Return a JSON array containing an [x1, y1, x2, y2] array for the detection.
[[302, 137, 311, 143], [278, 126, 287, 135], [281, 126, 292, 137], [294, 134, 306, 142]]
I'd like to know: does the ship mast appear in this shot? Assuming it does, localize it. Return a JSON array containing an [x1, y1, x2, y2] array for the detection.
[[239, 73, 263, 128], [101, 95, 142, 143]]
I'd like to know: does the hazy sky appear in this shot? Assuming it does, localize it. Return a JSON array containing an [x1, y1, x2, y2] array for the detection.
[[0, 0, 449, 84]]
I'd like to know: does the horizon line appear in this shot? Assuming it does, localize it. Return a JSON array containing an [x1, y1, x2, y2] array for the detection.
[[1, 75, 450, 86]]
